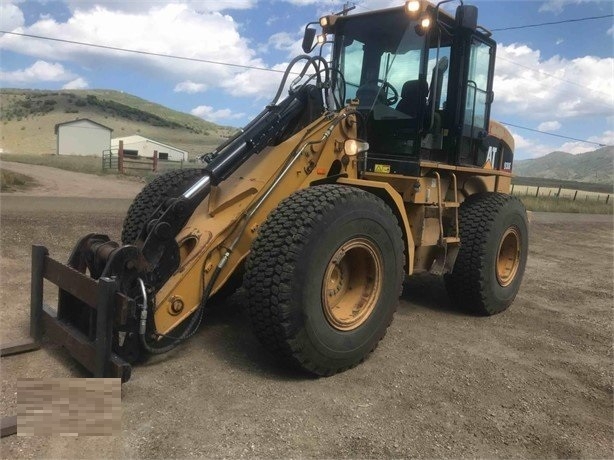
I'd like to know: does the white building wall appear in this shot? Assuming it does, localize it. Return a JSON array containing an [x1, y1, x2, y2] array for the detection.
[[112, 136, 186, 162], [57, 120, 111, 156]]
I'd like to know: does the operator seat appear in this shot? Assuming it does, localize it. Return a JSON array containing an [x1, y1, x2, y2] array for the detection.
[[396, 79, 428, 118]]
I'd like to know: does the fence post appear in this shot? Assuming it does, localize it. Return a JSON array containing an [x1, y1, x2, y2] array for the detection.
[[607, 195, 610, 204], [153, 150, 158, 172], [535, 186, 540, 197], [118, 140, 124, 174], [573, 190, 578, 201], [557, 186, 561, 197], [511, 184, 514, 193]]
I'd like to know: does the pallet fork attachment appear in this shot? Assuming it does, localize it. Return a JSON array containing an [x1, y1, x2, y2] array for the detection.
[[1, 245, 132, 382]]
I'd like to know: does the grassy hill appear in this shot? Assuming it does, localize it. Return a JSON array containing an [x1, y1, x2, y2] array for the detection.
[[514, 146, 614, 185], [0, 89, 237, 158]]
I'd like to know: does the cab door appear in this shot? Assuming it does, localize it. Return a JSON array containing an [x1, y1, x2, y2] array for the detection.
[[458, 36, 496, 166]]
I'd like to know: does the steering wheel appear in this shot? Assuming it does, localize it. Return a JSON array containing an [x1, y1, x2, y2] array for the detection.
[[356, 79, 399, 107], [375, 79, 399, 106]]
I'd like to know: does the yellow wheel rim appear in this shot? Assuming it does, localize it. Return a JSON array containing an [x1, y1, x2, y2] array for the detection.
[[322, 238, 383, 331], [496, 227, 521, 287]]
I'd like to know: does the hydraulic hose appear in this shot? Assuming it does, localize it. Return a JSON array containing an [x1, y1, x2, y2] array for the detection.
[[139, 55, 339, 353]]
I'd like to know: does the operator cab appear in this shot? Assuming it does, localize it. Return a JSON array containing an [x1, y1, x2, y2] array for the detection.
[[307, 1, 511, 176]]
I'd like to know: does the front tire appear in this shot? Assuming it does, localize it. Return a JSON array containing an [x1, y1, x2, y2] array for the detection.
[[243, 185, 405, 375], [445, 193, 529, 315], [121, 168, 204, 245]]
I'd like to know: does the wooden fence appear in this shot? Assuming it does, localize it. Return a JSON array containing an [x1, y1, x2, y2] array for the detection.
[[511, 183, 611, 204], [102, 140, 184, 175]]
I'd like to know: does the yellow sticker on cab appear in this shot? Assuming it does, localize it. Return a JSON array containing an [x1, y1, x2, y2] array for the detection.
[[374, 164, 391, 174]]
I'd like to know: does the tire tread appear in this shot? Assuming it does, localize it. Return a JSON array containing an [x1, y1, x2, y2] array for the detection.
[[243, 184, 404, 375], [445, 192, 527, 315]]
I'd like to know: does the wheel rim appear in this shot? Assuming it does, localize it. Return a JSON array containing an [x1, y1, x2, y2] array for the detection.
[[322, 238, 383, 331], [496, 226, 521, 287]]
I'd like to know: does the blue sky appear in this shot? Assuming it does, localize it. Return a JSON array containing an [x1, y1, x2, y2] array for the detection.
[[0, 0, 612, 160]]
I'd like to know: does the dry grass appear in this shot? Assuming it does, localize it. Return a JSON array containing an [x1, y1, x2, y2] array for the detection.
[[513, 184, 613, 214], [0, 169, 36, 191], [512, 184, 611, 201], [0, 153, 107, 175], [518, 195, 613, 214]]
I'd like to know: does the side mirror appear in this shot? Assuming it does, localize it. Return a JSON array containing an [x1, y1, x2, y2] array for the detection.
[[455, 5, 478, 31], [302, 26, 317, 53]]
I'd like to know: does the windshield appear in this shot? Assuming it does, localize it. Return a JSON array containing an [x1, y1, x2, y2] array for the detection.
[[337, 10, 426, 119]]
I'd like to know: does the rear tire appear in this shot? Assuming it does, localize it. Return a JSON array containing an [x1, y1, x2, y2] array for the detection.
[[445, 193, 528, 315], [243, 185, 405, 375]]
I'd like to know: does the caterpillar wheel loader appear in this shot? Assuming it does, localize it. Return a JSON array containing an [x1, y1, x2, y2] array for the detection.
[[13, 0, 528, 382]]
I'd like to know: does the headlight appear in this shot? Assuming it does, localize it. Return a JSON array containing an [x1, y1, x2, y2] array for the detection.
[[344, 139, 369, 156], [317, 34, 327, 45]]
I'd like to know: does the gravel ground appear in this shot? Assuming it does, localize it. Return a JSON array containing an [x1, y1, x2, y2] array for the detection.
[[0, 166, 612, 458]]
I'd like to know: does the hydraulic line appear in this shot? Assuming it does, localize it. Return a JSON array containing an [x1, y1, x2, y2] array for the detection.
[[141, 109, 352, 352]]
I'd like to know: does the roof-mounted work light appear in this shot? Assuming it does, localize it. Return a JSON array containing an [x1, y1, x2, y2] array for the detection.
[[405, 0, 425, 18]]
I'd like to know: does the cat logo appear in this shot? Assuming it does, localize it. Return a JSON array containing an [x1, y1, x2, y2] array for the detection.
[[484, 146, 498, 169], [374, 164, 391, 174]]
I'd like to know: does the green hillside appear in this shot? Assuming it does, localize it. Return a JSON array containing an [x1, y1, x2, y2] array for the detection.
[[0, 89, 237, 158], [514, 146, 614, 185]]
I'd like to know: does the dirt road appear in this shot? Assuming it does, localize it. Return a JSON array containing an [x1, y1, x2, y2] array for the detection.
[[0, 167, 612, 458], [0, 160, 144, 198]]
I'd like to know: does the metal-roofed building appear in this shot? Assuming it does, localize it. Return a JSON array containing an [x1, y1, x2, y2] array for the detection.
[[55, 119, 113, 156], [111, 135, 187, 162]]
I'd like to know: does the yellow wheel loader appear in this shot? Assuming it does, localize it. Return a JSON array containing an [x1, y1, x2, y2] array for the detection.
[[11, 0, 528, 381]]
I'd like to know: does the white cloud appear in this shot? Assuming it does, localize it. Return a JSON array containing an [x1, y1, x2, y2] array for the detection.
[[221, 62, 288, 99], [0, 1, 24, 31], [0, 60, 76, 83], [63, 0, 257, 13], [510, 131, 557, 158], [608, 26, 613, 36], [510, 128, 611, 160], [494, 43, 614, 119], [538, 0, 603, 14], [588, 130, 614, 146], [537, 121, 561, 131], [267, 31, 304, 58], [0, 4, 267, 95], [543, 129, 612, 155], [62, 77, 89, 89], [174, 80, 208, 93], [555, 142, 595, 154], [191, 105, 244, 122], [281, 0, 320, 5]]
